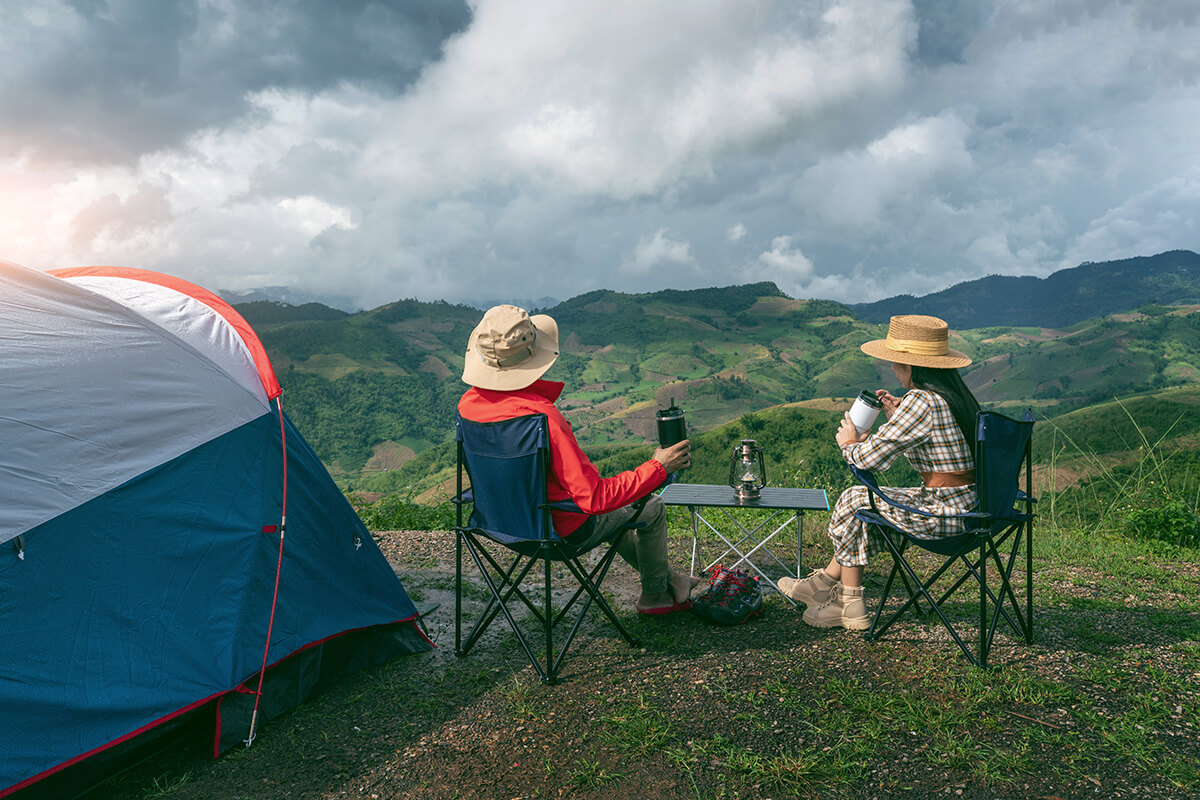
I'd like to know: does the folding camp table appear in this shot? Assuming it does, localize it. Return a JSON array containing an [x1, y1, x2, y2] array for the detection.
[[659, 483, 829, 606]]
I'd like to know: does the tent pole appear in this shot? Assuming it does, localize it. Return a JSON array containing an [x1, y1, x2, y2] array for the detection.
[[245, 396, 289, 747]]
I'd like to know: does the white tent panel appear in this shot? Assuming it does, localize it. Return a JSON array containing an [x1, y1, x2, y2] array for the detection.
[[0, 261, 272, 543], [59, 275, 270, 406]]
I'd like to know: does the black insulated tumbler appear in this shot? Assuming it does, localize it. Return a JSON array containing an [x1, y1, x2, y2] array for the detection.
[[655, 399, 687, 447]]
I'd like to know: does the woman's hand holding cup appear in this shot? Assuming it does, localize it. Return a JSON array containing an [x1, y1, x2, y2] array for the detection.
[[876, 389, 901, 420], [835, 413, 868, 448]]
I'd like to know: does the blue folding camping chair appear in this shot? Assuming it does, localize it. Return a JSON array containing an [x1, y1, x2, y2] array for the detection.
[[453, 412, 652, 684], [853, 410, 1035, 667]]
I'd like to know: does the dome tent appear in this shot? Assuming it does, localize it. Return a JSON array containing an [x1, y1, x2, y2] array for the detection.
[[0, 261, 430, 797]]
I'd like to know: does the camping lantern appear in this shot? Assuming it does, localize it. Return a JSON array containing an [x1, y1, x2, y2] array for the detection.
[[728, 439, 767, 502]]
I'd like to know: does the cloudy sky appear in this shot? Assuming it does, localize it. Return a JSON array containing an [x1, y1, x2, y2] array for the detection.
[[2, 0, 1198, 310]]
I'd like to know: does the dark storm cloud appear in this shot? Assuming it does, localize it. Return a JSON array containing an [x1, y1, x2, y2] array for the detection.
[[3, 1, 1197, 310], [1, 0, 469, 164]]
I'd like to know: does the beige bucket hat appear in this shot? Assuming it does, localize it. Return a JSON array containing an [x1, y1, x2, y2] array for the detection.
[[462, 304, 560, 390], [860, 314, 971, 368]]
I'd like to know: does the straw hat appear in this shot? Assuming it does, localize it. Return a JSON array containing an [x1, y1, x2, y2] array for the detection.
[[860, 314, 971, 368], [462, 304, 560, 390]]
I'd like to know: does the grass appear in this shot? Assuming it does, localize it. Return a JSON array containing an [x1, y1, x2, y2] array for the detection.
[[567, 759, 626, 791], [141, 771, 193, 799], [500, 676, 542, 722], [82, 406, 1200, 800], [1038, 396, 1200, 548], [84, 517, 1200, 799], [513, 521, 1193, 799], [601, 693, 672, 755]]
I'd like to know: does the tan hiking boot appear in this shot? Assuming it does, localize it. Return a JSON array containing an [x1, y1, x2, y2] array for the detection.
[[777, 569, 836, 606], [801, 583, 870, 630]]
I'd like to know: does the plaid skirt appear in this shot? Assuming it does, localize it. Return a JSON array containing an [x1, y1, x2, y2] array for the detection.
[[827, 484, 977, 568]]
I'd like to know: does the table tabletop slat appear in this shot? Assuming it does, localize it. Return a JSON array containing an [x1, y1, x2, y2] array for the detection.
[[660, 483, 828, 511]]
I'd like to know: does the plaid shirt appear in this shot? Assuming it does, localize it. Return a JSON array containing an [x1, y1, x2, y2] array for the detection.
[[840, 389, 974, 475], [826, 389, 976, 566]]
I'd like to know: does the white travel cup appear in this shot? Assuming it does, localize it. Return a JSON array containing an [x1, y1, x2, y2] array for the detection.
[[848, 390, 883, 434]]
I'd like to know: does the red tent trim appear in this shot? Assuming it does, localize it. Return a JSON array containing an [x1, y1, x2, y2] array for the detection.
[[48, 266, 282, 400], [0, 617, 430, 799]]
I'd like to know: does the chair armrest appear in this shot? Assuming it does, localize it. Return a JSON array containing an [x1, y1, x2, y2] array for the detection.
[[547, 498, 585, 514]]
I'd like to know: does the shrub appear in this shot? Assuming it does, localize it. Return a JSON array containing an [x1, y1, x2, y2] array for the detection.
[[1120, 487, 1200, 549], [353, 495, 454, 532]]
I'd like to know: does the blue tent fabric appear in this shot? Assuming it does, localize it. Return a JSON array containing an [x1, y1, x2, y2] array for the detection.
[[1, 409, 428, 795]]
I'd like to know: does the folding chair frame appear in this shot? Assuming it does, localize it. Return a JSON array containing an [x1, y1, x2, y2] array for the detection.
[[856, 411, 1035, 667], [452, 414, 641, 685]]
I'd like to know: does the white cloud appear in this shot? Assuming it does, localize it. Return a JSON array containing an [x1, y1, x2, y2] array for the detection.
[[365, 0, 916, 198], [1031, 129, 1125, 186], [793, 111, 974, 233], [277, 196, 357, 239], [745, 236, 860, 300], [2, 0, 1199, 309], [1064, 170, 1200, 267], [757, 236, 814, 281], [623, 228, 696, 275]]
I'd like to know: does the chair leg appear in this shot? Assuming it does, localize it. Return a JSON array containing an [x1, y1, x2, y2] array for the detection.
[[553, 546, 619, 625], [869, 535, 960, 643], [981, 525, 1033, 645], [892, 540, 926, 617], [558, 548, 640, 647], [892, 528, 1028, 668], [459, 535, 552, 682], [460, 546, 532, 652], [456, 532, 641, 684], [979, 542, 988, 667], [544, 545, 556, 685], [897, 526, 1033, 668], [866, 560, 901, 640], [865, 523, 985, 667], [455, 531, 462, 656], [977, 525, 1034, 667], [544, 547, 641, 680], [1025, 516, 1035, 643]]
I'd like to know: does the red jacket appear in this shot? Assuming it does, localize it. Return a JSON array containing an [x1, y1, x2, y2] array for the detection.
[[457, 380, 666, 535]]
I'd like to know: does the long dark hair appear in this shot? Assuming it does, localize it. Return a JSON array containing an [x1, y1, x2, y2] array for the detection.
[[909, 365, 980, 446]]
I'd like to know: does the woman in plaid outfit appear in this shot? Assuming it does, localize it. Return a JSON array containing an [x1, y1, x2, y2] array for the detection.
[[779, 315, 980, 630]]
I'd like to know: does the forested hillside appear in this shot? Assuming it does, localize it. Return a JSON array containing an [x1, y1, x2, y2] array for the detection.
[[348, 381, 1200, 545], [234, 254, 1200, 481]]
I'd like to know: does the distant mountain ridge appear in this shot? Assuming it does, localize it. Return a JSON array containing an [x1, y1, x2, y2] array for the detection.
[[219, 285, 362, 312], [850, 250, 1200, 329], [233, 249, 1200, 330], [461, 295, 561, 312], [231, 252, 1200, 482]]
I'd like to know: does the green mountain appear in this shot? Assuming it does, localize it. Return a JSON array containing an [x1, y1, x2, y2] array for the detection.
[[235, 260, 1200, 486], [849, 249, 1200, 329], [361, 382, 1200, 535]]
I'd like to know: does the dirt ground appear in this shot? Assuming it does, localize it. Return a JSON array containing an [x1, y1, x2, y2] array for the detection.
[[76, 529, 1200, 800]]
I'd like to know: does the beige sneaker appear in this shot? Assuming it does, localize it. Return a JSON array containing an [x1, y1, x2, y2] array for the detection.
[[801, 583, 870, 630], [777, 569, 836, 606]]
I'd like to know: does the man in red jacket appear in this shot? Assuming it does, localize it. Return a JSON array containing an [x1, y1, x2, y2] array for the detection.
[[458, 304, 698, 614]]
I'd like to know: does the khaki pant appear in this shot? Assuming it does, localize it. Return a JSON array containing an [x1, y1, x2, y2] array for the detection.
[[582, 494, 671, 595]]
